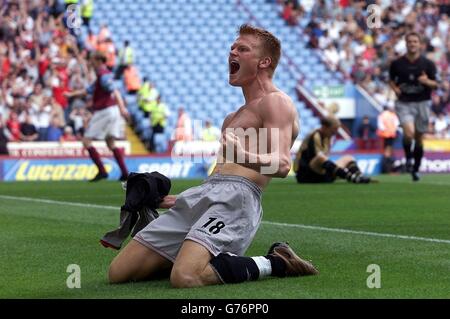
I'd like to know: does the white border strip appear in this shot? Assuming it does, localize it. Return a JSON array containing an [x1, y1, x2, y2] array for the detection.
[[1, 195, 449, 244]]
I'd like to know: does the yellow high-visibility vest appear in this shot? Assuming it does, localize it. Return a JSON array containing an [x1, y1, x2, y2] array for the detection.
[[81, 0, 94, 18], [141, 99, 157, 113], [138, 83, 150, 107], [139, 86, 159, 112], [119, 47, 134, 65], [65, 0, 79, 4], [202, 127, 219, 141], [150, 103, 168, 127]]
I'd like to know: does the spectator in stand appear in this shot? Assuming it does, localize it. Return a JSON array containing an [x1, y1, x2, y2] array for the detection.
[[0, 115, 9, 155], [49, 61, 70, 120], [174, 107, 193, 142], [431, 93, 446, 117], [35, 99, 52, 141], [85, 29, 98, 52], [6, 111, 21, 142], [444, 90, 450, 114], [305, 17, 320, 49], [433, 112, 449, 139], [351, 57, 367, 83], [149, 95, 169, 152], [47, 115, 63, 141], [138, 78, 159, 117], [81, 0, 94, 29], [67, 66, 88, 111], [60, 125, 78, 142], [115, 40, 134, 80], [69, 106, 86, 138], [281, 1, 295, 25], [123, 65, 141, 94], [49, 96, 66, 128], [373, 86, 389, 107], [29, 83, 45, 112], [97, 24, 111, 43], [323, 43, 340, 71], [377, 105, 400, 174], [20, 112, 39, 142], [356, 115, 376, 150], [201, 120, 221, 142], [360, 73, 377, 95]]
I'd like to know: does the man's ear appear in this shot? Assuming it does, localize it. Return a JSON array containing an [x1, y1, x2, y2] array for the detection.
[[259, 57, 272, 70]]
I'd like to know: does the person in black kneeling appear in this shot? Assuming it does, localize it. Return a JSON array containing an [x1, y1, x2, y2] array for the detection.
[[294, 115, 374, 184]]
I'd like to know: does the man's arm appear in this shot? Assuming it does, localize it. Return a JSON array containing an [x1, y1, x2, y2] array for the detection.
[[64, 88, 88, 99], [159, 195, 176, 209], [113, 89, 129, 120], [388, 61, 402, 97], [225, 93, 295, 177], [388, 80, 401, 97], [418, 61, 439, 89], [98, 73, 130, 121], [308, 133, 330, 174]]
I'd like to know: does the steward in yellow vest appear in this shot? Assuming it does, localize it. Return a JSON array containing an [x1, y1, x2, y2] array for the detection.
[[81, 0, 94, 27]]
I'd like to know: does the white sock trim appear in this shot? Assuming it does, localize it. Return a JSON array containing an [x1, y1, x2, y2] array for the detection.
[[251, 256, 272, 278]]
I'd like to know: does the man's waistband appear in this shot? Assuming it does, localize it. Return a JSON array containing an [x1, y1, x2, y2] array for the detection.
[[205, 174, 262, 197]]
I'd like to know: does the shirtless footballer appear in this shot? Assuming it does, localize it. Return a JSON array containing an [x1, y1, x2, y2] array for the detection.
[[107, 24, 318, 288]]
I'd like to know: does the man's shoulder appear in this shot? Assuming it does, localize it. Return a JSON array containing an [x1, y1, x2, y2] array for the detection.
[[420, 55, 437, 67], [391, 55, 405, 66], [259, 91, 295, 110], [262, 90, 292, 101]]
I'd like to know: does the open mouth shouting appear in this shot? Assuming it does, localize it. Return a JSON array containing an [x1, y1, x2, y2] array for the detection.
[[229, 60, 240, 75]]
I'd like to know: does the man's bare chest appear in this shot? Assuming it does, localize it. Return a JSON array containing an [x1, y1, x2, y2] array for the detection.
[[224, 108, 263, 131]]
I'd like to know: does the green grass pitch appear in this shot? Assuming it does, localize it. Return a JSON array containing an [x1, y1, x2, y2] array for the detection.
[[0, 174, 449, 299]]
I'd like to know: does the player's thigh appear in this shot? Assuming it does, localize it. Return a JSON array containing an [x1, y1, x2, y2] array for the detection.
[[415, 101, 431, 135], [84, 112, 108, 140], [109, 239, 172, 283], [395, 102, 416, 137], [401, 121, 415, 139], [105, 106, 123, 139]]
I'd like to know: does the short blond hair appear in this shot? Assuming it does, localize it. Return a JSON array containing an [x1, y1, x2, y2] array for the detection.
[[238, 24, 281, 76]]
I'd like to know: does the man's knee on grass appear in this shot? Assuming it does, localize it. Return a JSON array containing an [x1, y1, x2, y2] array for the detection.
[[170, 264, 219, 288], [108, 261, 129, 284]]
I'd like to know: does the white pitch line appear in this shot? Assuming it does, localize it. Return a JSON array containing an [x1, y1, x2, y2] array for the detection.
[[1, 195, 450, 245], [263, 221, 450, 244], [0, 195, 117, 211]]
